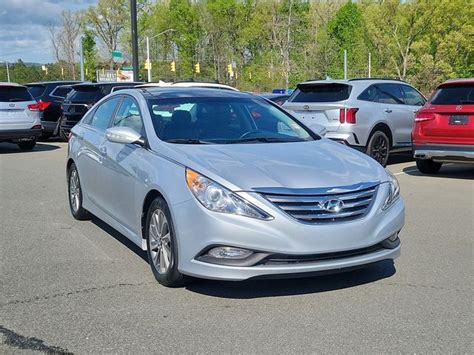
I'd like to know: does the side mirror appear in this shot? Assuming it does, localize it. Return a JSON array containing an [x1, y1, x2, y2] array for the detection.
[[105, 126, 145, 146], [309, 123, 327, 137]]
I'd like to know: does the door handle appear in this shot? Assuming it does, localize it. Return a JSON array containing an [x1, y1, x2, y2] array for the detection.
[[384, 108, 392, 113], [99, 146, 107, 156]]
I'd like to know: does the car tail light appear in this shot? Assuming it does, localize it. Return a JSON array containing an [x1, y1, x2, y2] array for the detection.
[[415, 112, 435, 122], [28, 100, 51, 111], [339, 108, 358, 124]]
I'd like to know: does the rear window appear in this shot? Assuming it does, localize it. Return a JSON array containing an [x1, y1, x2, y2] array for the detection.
[[69, 86, 101, 102], [51, 86, 72, 98], [0, 86, 33, 102], [431, 85, 474, 105], [26, 85, 46, 99], [289, 83, 351, 102]]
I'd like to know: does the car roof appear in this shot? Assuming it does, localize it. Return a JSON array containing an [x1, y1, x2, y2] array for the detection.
[[438, 78, 474, 87], [71, 82, 142, 89], [25, 81, 82, 86], [0, 82, 24, 87], [138, 81, 238, 91], [299, 78, 407, 86], [136, 87, 251, 99]]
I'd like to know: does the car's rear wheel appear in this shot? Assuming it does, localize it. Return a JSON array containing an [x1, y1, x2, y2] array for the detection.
[[416, 159, 442, 174], [366, 131, 390, 167], [145, 197, 188, 287], [17, 140, 36, 151], [67, 163, 91, 220]]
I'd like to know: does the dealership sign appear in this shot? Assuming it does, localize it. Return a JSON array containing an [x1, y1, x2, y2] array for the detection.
[[97, 69, 134, 82]]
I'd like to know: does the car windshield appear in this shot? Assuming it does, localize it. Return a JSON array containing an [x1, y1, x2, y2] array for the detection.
[[69, 86, 101, 102], [147, 97, 316, 144], [431, 84, 474, 105], [289, 83, 351, 102], [0, 86, 33, 102]]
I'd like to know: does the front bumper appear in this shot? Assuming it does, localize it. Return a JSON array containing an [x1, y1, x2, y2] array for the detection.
[[413, 144, 474, 163], [0, 128, 42, 143], [171, 183, 405, 281]]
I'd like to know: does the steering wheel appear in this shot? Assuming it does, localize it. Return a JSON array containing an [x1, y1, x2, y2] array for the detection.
[[239, 131, 259, 139]]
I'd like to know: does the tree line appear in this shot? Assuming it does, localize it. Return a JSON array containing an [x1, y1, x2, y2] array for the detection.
[[1, 0, 472, 95]]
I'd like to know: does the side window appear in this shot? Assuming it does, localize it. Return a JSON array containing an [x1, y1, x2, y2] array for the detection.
[[358, 85, 378, 102], [89, 97, 121, 130], [376, 84, 404, 104], [112, 97, 144, 135], [401, 85, 425, 106]]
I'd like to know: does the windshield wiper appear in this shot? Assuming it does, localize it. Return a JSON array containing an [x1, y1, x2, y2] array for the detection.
[[164, 138, 213, 144], [231, 137, 304, 144]]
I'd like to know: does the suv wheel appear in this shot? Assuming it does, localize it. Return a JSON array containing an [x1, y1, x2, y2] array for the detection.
[[17, 140, 36, 151], [67, 163, 91, 220], [416, 159, 442, 174], [145, 197, 188, 287], [366, 131, 390, 167]]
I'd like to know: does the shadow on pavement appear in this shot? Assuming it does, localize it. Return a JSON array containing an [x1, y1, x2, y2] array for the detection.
[[387, 152, 413, 166], [0, 142, 61, 154], [91, 218, 148, 263], [186, 260, 396, 299], [403, 164, 474, 180]]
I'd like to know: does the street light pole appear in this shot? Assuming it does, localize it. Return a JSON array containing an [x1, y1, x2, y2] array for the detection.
[[145, 29, 176, 83], [130, 0, 139, 82], [80, 37, 85, 81], [5, 61, 10, 82]]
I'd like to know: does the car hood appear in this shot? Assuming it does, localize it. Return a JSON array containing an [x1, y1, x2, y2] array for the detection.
[[160, 139, 388, 191]]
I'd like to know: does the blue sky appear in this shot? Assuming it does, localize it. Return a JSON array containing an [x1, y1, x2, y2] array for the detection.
[[0, 0, 97, 64]]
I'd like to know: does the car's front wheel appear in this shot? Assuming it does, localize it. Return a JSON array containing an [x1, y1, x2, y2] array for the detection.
[[366, 131, 390, 167], [145, 197, 188, 287], [67, 163, 91, 220], [17, 140, 36, 151], [416, 159, 442, 174]]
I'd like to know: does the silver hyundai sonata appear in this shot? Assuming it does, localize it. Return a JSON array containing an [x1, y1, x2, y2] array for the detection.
[[67, 88, 404, 286]]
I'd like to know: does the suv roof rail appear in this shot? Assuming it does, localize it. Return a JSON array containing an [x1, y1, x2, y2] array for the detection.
[[349, 77, 407, 83]]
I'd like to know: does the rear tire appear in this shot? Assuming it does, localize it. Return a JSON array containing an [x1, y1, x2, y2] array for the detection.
[[67, 163, 91, 220], [145, 197, 188, 287], [366, 130, 390, 167], [416, 159, 442, 174], [17, 140, 36, 151]]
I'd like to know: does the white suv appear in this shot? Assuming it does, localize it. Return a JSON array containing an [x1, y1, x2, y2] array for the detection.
[[0, 83, 42, 150], [283, 79, 426, 166]]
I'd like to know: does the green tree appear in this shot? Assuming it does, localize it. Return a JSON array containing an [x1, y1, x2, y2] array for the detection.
[[82, 29, 97, 81]]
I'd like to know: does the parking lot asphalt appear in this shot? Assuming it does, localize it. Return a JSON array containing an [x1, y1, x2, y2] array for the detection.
[[1, 141, 473, 353]]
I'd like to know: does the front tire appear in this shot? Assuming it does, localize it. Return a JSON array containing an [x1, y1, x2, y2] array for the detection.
[[366, 131, 390, 167], [145, 197, 188, 287], [67, 163, 91, 220], [17, 140, 36, 151], [416, 159, 442, 174]]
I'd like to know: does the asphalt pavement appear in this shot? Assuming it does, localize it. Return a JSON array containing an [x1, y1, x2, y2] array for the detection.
[[1, 141, 473, 353]]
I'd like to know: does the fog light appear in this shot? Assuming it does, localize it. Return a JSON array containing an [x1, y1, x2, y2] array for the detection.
[[388, 232, 399, 242], [207, 246, 253, 259]]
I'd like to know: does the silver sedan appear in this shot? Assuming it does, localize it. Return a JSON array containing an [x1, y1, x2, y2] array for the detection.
[[67, 88, 404, 287]]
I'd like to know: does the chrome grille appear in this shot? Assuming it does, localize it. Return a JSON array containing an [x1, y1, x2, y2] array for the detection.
[[262, 185, 378, 223]]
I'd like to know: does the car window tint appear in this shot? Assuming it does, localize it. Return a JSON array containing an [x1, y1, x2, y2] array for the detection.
[[89, 97, 121, 130], [0, 86, 33, 102], [70, 87, 101, 102], [376, 84, 404, 104], [113, 97, 144, 135], [290, 84, 351, 102], [51, 86, 72, 98], [431, 84, 474, 105], [26, 85, 46, 99], [401, 85, 425, 106]]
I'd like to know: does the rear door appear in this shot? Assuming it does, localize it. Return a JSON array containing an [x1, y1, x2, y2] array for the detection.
[[283, 83, 351, 132], [419, 83, 474, 145], [0, 85, 39, 130]]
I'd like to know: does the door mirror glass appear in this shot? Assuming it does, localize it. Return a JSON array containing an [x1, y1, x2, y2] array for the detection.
[[105, 126, 145, 146]]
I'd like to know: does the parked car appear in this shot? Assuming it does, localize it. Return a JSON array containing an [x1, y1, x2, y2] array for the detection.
[[25, 81, 81, 139], [67, 87, 404, 286], [412, 78, 474, 173], [283, 78, 426, 166], [260, 93, 291, 106], [59, 82, 141, 139], [0, 83, 42, 150], [138, 81, 238, 91]]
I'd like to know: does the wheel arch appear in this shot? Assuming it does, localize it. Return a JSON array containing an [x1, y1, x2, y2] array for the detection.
[[141, 189, 166, 240], [368, 122, 393, 148]]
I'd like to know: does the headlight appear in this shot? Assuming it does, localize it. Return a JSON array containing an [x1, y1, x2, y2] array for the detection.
[[382, 169, 400, 210], [185, 168, 272, 220]]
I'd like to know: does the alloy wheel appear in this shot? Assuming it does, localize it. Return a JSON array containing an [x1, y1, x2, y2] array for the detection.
[[370, 135, 388, 165], [149, 209, 172, 274], [69, 169, 80, 213]]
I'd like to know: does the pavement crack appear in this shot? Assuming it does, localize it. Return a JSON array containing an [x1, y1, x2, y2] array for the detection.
[[0, 325, 72, 354], [381, 281, 467, 293], [0, 282, 151, 308]]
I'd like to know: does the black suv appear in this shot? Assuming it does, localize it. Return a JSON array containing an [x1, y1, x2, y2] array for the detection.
[[25, 81, 81, 138], [59, 82, 141, 139]]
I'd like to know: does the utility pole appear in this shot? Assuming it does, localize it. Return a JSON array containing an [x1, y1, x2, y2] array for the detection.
[[130, 0, 139, 82], [5, 61, 10, 82], [344, 50, 348, 80], [80, 37, 85, 81], [368, 52, 371, 78], [146, 36, 151, 82]]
